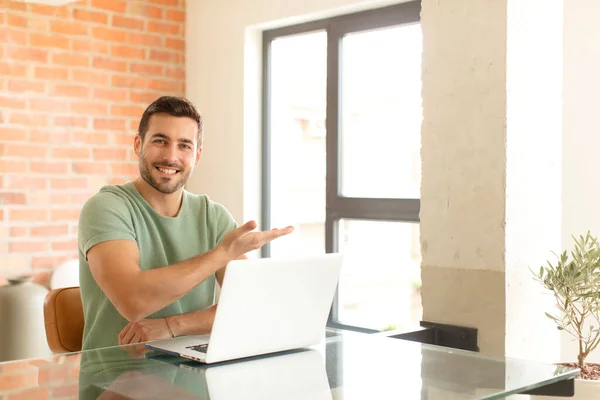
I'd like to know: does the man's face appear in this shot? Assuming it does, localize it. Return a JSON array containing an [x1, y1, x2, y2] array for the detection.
[[134, 113, 201, 195]]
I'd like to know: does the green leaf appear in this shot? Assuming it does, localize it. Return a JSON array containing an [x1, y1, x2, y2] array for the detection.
[[545, 312, 559, 322]]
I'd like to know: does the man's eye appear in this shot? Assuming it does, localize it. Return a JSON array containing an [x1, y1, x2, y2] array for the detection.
[[180, 144, 191, 150], [154, 140, 166, 144]]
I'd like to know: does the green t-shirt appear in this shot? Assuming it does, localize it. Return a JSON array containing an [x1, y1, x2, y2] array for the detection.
[[78, 182, 237, 351]]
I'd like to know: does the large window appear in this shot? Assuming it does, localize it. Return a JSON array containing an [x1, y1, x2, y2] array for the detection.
[[262, 2, 422, 333]]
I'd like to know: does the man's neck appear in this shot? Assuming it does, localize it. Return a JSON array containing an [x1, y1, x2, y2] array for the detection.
[[133, 177, 183, 217]]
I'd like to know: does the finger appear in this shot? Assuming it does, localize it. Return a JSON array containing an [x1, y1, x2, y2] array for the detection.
[[271, 226, 294, 233], [122, 326, 137, 344], [132, 333, 143, 343], [250, 228, 294, 250], [263, 226, 294, 241], [237, 220, 257, 234], [118, 323, 132, 345]]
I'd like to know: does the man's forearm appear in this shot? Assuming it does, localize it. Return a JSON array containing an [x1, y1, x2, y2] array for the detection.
[[123, 249, 228, 322], [166, 305, 217, 337]]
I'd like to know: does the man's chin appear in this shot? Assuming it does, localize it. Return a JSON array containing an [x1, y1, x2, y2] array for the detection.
[[141, 170, 188, 195], [143, 176, 178, 194], [155, 183, 182, 195]]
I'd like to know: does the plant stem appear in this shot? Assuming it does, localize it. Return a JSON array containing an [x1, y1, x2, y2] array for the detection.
[[577, 315, 585, 368]]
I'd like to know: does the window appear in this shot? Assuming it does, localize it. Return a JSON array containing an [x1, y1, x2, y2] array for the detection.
[[262, 2, 422, 333]]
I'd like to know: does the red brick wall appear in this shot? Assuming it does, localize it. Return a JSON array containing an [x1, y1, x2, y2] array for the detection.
[[0, 0, 186, 286]]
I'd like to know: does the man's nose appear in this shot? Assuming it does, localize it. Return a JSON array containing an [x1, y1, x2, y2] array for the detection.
[[161, 143, 179, 163]]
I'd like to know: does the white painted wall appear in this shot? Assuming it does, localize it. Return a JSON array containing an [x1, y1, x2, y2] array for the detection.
[[561, 0, 600, 364], [504, 0, 563, 363], [185, 0, 403, 224]]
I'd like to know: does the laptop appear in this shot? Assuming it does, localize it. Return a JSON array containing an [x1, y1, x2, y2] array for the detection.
[[145, 253, 343, 364]]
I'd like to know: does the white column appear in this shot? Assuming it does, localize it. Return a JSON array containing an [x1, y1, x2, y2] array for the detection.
[[504, 0, 563, 361], [561, 0, 600, 364]]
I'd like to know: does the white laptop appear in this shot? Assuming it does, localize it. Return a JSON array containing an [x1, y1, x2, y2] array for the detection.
[[145, 253, 343, 364]]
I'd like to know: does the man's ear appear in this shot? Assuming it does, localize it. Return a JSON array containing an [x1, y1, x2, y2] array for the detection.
[[134, 135, 142, 157]]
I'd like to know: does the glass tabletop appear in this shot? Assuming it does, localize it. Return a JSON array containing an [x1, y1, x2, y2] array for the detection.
[[0, 328, 580, 400]]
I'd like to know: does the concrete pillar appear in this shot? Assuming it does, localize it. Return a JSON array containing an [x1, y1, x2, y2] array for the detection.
[[420, 0, 563, 361]]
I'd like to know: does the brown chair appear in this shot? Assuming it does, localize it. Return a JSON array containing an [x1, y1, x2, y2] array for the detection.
[[43, 286, 84, 353]]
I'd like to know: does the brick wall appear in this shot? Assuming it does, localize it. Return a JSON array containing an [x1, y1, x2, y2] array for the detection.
[[0, 0, 186, 286]]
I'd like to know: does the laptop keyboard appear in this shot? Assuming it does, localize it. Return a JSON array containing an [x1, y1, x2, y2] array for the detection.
[[186, 343, 209, 354]]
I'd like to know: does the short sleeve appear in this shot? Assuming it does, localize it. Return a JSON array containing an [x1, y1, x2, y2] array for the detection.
[[208, 200, 238, 247], [78, 192, 137, 260]]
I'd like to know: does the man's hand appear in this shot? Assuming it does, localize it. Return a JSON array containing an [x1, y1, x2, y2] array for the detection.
[[118, 318, 172, 345], [217, 220, 294, 260]]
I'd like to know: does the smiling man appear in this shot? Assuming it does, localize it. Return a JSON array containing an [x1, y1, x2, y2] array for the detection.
[[77, 96, 293, 350]]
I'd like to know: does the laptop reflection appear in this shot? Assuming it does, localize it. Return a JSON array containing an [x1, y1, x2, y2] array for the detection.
[[182, 349, 332, 400], [88, 348, 332, 400]]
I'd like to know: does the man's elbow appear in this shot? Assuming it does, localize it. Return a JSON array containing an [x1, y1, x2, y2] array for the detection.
[[114, 297, 147, 323]]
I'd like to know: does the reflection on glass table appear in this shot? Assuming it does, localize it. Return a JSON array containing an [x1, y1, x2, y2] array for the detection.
[[86, 347, 330, 400], [327, 332, 579, 400], [0, 328, 580, 400]]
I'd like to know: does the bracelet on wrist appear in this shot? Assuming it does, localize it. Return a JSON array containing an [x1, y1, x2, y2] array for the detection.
[[164, 317, 176, 338]]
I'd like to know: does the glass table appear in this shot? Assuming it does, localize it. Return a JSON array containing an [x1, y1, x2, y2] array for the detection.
[[0, 329, 580, 399]]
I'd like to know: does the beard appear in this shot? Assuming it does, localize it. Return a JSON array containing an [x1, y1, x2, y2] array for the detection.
[[139, 155, 191, 195]]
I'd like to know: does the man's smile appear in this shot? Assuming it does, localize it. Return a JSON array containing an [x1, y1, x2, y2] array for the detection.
[[155, 166, 180, 175]]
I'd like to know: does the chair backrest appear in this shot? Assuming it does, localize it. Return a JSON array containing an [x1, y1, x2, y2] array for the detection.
[[43, 286, 84, 353]]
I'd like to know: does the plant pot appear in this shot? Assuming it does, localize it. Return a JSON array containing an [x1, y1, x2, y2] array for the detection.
[[530, 378, 600, 400]]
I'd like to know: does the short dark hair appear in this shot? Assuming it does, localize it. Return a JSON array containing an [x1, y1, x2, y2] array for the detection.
[[137, 96, 203, 146]]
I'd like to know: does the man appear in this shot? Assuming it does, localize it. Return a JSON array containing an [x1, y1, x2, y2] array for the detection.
[[78, 96, 293, 350]]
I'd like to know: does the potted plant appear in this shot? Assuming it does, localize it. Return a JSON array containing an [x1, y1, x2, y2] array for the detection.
[[532, 231, 600, 399]]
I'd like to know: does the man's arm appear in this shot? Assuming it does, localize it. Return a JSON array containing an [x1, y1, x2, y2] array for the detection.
[[118, 255, 248, 345], [215, 254, 248, 288], [88, 220, 292, 323], [88, 240, 226, 323], [118, 306, 217, 345]]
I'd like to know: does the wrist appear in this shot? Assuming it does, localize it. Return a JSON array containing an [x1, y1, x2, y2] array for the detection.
[[207, 246, 231, 269], [164, 316, 176, 338], [167, 313, 185, 337], [169, 307, 217, 337]]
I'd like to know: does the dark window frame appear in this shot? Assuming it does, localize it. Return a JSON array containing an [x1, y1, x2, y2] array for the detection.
[[261, 1, 421, 333]]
